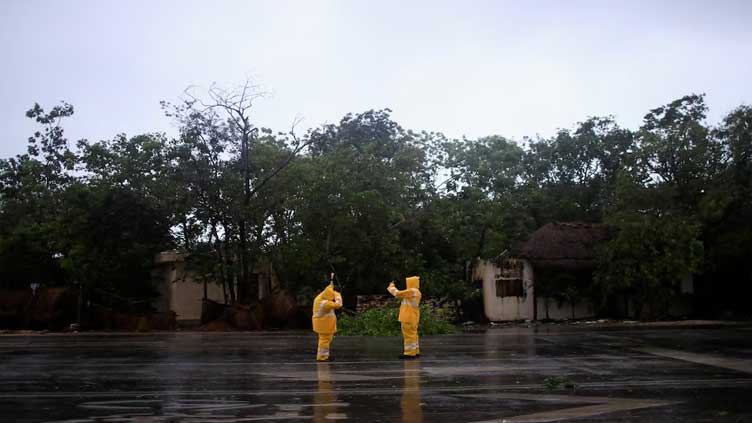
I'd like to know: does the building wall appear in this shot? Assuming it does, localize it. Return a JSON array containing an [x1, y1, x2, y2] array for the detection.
[[536, 298, 594, 321], [473, 259, 535, 321], [167, 261, 225, 322], [256, 261, 280, 300], [473, 258, 595, 322], [153, 256, 225, 322], [153, 251, 279, 323]]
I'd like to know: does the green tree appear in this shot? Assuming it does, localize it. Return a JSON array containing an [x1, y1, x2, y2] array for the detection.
[[275, 110, 438, 296], [160, 83, 314, 303], [0, 102, 77, 287], [697, 105, 752, 315], [638, 94, 723, 212], [522, 117, 636, 225], [1, 103, 174, 311], [56, 183, 173, 311], [595, 210, 703, 318]]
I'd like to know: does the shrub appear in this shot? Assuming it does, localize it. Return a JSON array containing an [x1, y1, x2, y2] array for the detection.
[[337, 304, 455, 336]]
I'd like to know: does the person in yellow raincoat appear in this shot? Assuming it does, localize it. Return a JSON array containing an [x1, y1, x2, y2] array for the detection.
[[312, 279, 343, 361], [387, 276, 421, 358]]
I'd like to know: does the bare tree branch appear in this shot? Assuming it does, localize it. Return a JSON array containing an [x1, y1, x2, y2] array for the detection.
[[248, 116, 312, 197]]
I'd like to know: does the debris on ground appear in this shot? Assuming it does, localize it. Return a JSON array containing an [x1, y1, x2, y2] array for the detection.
[[92, 308, 176, 331], [198, 319, 237, 332], [199, 289, 306, 331], [0, 287, 77, 330]]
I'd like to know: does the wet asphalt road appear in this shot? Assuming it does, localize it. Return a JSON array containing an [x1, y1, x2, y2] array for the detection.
[[1, 325, 751, 422]]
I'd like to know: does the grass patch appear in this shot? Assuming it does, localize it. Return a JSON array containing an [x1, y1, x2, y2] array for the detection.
[[337, 304, 455, 336], [543, 376, 577, 390]]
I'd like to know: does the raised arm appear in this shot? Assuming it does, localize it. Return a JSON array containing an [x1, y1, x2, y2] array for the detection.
[[323, 292, 343, 310], [387, 281, 412, 298]]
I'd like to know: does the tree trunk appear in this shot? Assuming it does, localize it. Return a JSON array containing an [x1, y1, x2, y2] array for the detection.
[[475, 225, 488, 258], [182, 218, 191, 250], [238, 127, 252, 305], [238, 220, 248, 304], [224, 225, 236, 304], [531, 265, 537, 321], [207, 223, 222, 302]]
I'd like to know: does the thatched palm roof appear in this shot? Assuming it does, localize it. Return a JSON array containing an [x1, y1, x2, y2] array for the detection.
[[519, 222, 610, 269]]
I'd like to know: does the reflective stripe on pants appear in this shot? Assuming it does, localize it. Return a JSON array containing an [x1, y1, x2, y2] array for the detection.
[[317, 333, 334, 361], [401, 322, 419, 356]]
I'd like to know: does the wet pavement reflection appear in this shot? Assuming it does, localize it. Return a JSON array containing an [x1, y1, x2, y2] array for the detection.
[[315, 362, 346, 421], [401, 359, 423, 423], [0, 325, 751, 422]]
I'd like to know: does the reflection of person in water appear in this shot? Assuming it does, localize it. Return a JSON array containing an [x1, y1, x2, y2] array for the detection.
[[401, 359, 423, 423], [314, 362, 340, 422]]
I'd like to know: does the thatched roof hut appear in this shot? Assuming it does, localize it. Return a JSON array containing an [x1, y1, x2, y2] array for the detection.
[[519, 222, 611, 269]]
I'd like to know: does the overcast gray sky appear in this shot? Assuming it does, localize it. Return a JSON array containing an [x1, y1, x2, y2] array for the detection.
[[1, 0, 751, 158]]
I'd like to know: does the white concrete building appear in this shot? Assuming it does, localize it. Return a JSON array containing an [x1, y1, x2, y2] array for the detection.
[[472, 222, 607, 322], [473, 222, 694, 322], [152, 251, 279, 325]]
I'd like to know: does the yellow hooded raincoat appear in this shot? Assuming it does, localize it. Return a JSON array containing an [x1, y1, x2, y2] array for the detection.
[[388, 276, 421, 356], [312, 283, 342, 361]]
